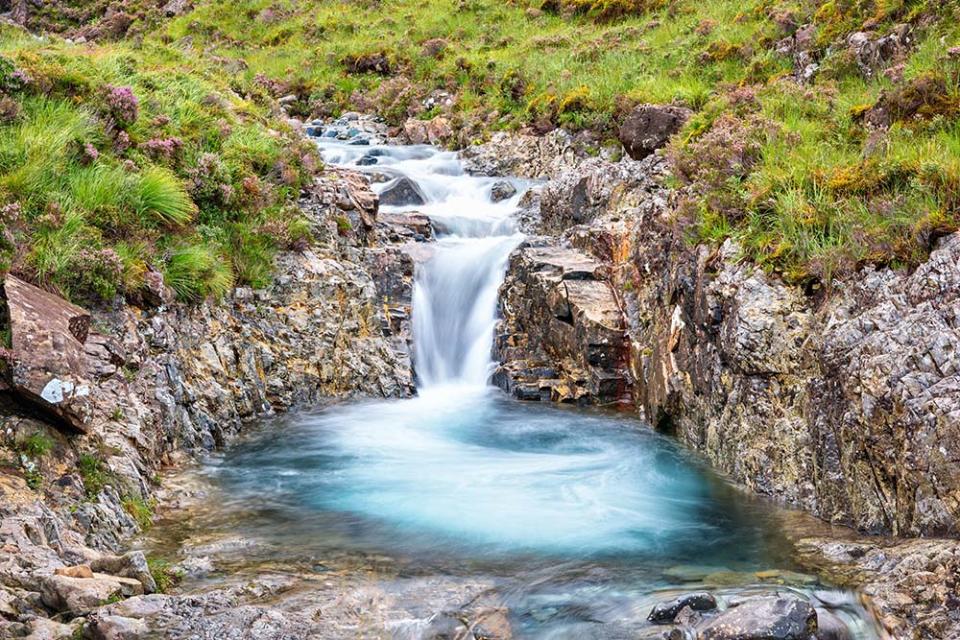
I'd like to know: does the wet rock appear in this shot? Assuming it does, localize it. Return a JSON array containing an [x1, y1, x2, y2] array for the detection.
[[379, 176, 427, 207], [618, 104, 691, 160], [2, 274, 94, 432], [490, 180, 517, 202], [459, 129, 579, 179], [378, 212, 433, 241], [648, 592, 717, 623], [695, 595, 817, 640]]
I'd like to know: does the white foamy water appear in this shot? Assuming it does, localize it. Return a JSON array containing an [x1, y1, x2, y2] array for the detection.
[[319, 139, 525, 387]]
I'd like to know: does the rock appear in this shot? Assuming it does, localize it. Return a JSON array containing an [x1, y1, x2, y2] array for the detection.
[[494, 243, 629, 405], [357, 154, 378, 166], [137, 269, 173, 308], [86, 614, 149, 640], [403, 116, 453, 146], [24, 617, 76, 639], [490, 180, 517, 202], [343, 52, 391, 75], [278, 94, 297, 105], [55, 565, 94, 579], [378, 212, 433, 241], [648, 592, 718, 623], [41, 573, 143, 615], [695, 595, 817, 640], [846, 25, 910, 76], [162, 0, 192, 17], [91, 552, 157, 594], [618, 104, 691, 160], [379, 176, 427, 207], [460, 129, 579, 179], [2, 274, 94, 432]]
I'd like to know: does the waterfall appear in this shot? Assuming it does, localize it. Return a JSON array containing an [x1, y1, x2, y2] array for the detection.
[[319, 134, 524, 389]]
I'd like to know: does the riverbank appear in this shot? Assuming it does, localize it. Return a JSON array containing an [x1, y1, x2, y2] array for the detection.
[[0, 114, 956, 639]]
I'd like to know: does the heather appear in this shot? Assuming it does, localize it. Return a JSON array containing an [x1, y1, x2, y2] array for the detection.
[[0, 24, 317, 304], [161, 0, 959, 283]]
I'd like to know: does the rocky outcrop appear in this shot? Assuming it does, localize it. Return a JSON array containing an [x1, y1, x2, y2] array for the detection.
[[494, 242, 629, 404], [0, 165, 415, 637], [486, 128, 960, 638], [2, 275, 95, 432], [618, 104, 691, 161]]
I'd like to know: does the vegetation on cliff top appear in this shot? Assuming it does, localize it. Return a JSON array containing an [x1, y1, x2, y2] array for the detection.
[[2, 0, 959, 290], [0, 23, 317, 304], [162, 0, 959, 284]]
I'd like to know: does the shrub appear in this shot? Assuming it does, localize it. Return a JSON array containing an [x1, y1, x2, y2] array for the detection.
[[102, 85, 139, 127]]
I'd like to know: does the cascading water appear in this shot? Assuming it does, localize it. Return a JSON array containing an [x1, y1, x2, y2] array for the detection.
[[320, 136, 524, 389], [146, 125, 883, 639]]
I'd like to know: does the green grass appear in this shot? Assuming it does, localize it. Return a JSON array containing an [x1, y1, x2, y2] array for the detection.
[[162, 243, 235, 302], [154, 0, 960, 283], [18, 431, 54, 458], [146, 556, 183, 593], [3, 0, 959, 289], [121, 494, 155, 529], [77, 452, 108, 498], [0, 25, 317, 304]]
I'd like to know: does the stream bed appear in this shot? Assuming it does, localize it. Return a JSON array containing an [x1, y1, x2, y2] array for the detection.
[[142, 117, 883, 639]]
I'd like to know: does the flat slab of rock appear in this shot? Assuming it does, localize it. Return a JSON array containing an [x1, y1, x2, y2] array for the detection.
[[41, 573, 144, 616], [2, 274, 93, 432]]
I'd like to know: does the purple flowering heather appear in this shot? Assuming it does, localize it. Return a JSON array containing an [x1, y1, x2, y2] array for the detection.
[[104, 85, 139, 127], [140, 137, 183, 160]]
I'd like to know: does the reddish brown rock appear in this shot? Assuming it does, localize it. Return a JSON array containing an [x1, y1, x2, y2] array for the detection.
[[2, 274, 93, 433]]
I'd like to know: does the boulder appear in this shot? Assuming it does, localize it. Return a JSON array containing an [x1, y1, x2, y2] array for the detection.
[[162, 0, 192, 17], [40, 573, 144, 615], [618, 104, 691, 160], [86, 614, 149, 640], [379, 176, 427, 207], [648, 592, 718, 623], [2, 275, 94, 432], [695, 595, 817, 640], [490, 180, 517, 202], [91, 552, 157, 594], [403, 117, 453, 146]]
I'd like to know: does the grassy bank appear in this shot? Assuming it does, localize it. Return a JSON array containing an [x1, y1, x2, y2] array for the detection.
[[0, 23, 317, 305], [162, 0, 959, 283], [2, 0, 959, 293]]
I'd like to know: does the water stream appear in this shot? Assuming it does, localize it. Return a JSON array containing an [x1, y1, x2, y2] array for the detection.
[[146, 129, 882, 638]]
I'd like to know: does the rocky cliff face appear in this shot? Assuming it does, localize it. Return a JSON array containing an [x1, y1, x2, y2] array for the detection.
[[485, 131, 959, 539], [482, 127, 960, 638], [0, 167, 415, 637]]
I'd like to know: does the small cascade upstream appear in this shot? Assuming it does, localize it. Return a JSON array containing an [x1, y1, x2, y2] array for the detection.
[[319, 137, 524, 389], [143, 123, 883, 639]]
